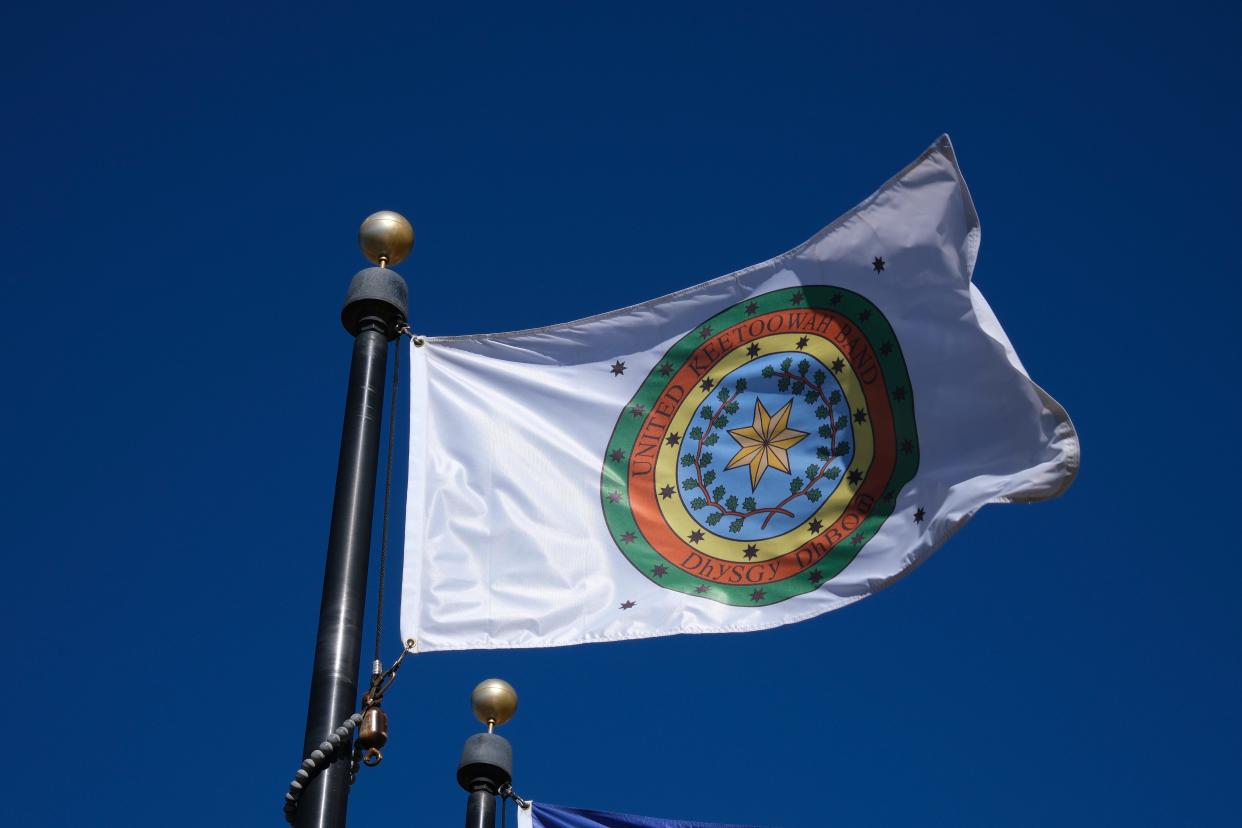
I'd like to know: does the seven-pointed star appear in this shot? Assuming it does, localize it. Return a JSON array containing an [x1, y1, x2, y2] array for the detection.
[[746, 343, 761, 358], [610, 449, 625, 462], [607, 490, 621, 503], [831, 358, 845, 374], [750, 588, 767, 602], [610, 360, 626, 376], [630, 404, 645, 418], [914, 507, 926, 524], [893, 386, 907, 401], [666, 432, 681, 447], [743, 544, 759, 560], [790, 291, 804, 305], [745, 302, 759, 315], [693, 584, 711, 593], [851, 531, 865, 545], [725, 398, 809, 490], [847, 469, 863, 485], [873, 256, 886, 273], [700, 377, 715, 392], [659, 484, 676, 500], [699, 325, 713, 339], [880, 341, 893, 356], [853, 408, 868, 424], [807, 518, 823, 533], [859, 309, 871, 322], [796, 336, 809, 350], [688, 530, 705, 543], [809, 569, 824, 583], [619, 600, 636, 610], [659, 362, 674, 377], [902, 439, 914, 455], [620, 531, 636, 543], [651, 564, 668, 578]]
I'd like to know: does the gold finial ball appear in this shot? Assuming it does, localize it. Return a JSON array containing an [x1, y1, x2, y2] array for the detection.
[[358, 210, 414, 267], [471, 678, 518, 727]]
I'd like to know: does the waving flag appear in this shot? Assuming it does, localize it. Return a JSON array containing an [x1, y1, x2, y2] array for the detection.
[[400, 135, 1078, 652], [517, 801, 769, 828]]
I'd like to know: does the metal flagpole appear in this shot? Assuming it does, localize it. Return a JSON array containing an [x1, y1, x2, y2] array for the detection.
[[296, 212, 413, 828], [458, 679, 519, 828]]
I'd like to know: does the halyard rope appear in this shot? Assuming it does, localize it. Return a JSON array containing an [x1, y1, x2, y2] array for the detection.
[[373, 331, 401, 671]]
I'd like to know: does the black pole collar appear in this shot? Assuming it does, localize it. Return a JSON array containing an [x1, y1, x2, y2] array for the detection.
[[341, 267, 409, 337], [457, 732, 513, 792]]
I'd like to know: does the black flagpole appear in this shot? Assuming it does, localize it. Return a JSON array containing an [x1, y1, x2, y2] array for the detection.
[[458, 679, 519, 828], [296, 212, 412, 828]]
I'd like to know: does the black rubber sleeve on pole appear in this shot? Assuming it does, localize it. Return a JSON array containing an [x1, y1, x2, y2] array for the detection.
[[458, 733, 513, 828]]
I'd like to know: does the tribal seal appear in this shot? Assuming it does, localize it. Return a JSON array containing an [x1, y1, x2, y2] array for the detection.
[[601, 287, 919, 606]]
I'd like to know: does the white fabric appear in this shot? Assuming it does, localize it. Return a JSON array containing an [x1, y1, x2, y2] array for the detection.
[[401, 135, 1078, 653]]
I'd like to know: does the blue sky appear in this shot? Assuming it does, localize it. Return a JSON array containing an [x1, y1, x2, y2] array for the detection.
[[2, 2, 1239, 825]]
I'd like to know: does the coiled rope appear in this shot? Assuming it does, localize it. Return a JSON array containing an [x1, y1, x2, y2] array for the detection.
[[283, 712, 365, 822]]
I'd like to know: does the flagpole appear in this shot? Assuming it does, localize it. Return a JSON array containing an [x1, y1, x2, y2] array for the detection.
[[296, 212, 412, 828], [458, 679, 518, 828]]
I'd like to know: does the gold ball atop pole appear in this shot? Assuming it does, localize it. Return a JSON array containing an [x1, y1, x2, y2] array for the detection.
[[358, 210, 414, 268], [471, 678, 518, 731]]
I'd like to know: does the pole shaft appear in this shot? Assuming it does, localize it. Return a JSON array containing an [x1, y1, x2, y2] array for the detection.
[[465, 790, 497, 828], [297, 322, 391, 828]]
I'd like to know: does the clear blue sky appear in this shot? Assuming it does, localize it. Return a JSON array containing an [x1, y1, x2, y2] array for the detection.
[[2, 2, 1238, 825]]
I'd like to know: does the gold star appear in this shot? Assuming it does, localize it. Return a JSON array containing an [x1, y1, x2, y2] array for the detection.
[[725, 399, 808, 489]]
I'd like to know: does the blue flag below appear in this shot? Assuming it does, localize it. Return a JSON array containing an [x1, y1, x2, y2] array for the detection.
[[518, 801, 771, 828]]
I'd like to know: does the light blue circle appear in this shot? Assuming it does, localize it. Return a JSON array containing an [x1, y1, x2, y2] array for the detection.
[[675, 351, 856, 540]]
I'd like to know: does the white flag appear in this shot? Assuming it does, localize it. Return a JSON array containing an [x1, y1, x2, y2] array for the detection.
[[401, 135, 1078, 653]]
